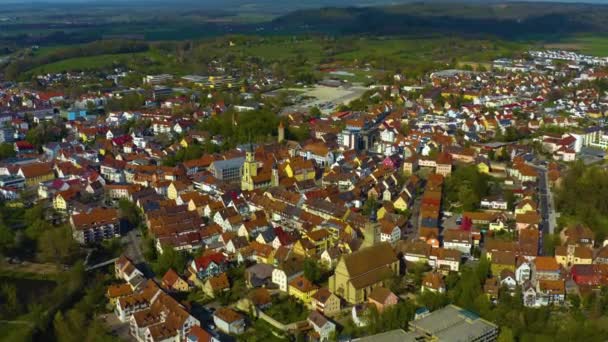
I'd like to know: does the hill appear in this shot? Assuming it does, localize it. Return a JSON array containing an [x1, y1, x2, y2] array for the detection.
[[269, 2, 608, 39]]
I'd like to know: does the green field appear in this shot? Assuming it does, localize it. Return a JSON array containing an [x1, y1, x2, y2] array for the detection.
[[544, 35, 608, 57], [18, 36, 531, 78]]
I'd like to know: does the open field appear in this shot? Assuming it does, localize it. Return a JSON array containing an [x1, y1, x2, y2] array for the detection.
[[544, 35, 608, 57]]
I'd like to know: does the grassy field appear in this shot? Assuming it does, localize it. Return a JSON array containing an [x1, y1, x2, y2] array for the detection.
[[544, 35, 608, 57]]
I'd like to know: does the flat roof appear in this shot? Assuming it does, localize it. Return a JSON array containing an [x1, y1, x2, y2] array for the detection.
[[353, 329, 420, 342], [410, 305, 498, 342]]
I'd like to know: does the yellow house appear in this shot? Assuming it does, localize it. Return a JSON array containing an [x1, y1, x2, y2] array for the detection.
[[180, 137, 191, 148], [283, 158, 315, 182], [477, 161, 490, 175], [488, 220, 506, 231], [293, 239, 317, 258], [288, 275, 319, 305], [203, 273, 230, 298], [18, 163, 55, 187], [167, 181, 189, 200], [161, 269, 191, 292], [328, 242, 399, 305], [555, 245, 593, 268], [393, 193, 410, 212], [490, 251, 516, 276], [515, 199, 537, 215], [53, 192, 69, 211]]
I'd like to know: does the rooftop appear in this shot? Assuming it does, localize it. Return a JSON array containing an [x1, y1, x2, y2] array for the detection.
[[410, 304, 498, 341]]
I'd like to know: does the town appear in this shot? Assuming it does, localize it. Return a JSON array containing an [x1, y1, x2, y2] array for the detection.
[[1, 45, 608, 342]]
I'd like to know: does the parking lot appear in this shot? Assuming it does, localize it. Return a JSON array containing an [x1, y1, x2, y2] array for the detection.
[[281, 85, 368, 114]]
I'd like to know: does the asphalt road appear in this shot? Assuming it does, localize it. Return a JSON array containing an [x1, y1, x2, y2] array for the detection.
[[529, 163, 557, 255]]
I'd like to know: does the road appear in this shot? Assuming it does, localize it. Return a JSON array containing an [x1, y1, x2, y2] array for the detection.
[[530, 163, 557, 254], [405, 196, 422, 239]]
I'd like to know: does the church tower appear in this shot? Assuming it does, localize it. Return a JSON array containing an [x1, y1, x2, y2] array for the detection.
[[362, 222, 380, 249], [278, 121, 285, 143], [241, 144, 257, 191], [271, 161, 279, 187]]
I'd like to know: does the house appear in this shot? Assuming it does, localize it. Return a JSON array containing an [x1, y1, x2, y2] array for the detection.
[[311, 287, 341, 316], [203, 272, 230, 298], [115, 280, 200, 340], [289, 275, 319, 305], [328, 242, 399, 304], [515, 260, 532, 284], [307, 311, 336, 342], [421, 272, 445, 293], [515, 212, 541, 231], [245, 263, 275, 288], [213, 307, 245, 335], [115, 255, 145, 287], [524, 280, 566, 307], [70, 208, 121, 244], [368, 287, 398, 312], [555, 244, 593, 269], [434, 248, 461, 273], [378, 219, 401, 245], [272, 257, 304, 293], [161, 269, 190, 292], [515, 199, 537, 215], [570, 264, 608, 287], [186, 326, 220, 342], [248, 288, 272, 309], [532, 256, 561, 281], [560, 224, 594, 248], [107, 283, 134, 306], [189, 252, 227, 280], [442, 229, 472, 255], [490, 251, 516, 276], [17, 162, 55, 187]]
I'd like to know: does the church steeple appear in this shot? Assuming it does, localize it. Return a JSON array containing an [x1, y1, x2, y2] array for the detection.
[[278, 121, 285, 143], [271, 161, 279, 187]]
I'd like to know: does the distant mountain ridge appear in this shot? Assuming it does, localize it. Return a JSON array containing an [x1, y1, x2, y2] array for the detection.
[[268, 2, 608, 38]]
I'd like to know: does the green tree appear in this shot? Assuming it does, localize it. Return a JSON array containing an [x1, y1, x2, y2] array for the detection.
[[303, 258, 321, 283], [0, 143, 16, 159], [153, 247, 188, 276], [37, 226, 79, 264]]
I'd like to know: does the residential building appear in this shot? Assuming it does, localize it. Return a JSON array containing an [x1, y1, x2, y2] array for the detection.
[[70, 208, 121, 244]]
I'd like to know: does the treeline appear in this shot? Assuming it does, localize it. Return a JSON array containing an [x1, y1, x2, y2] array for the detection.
[[271, 3, 608, 39], [3, 39, 149, 80], [555, 161, 608, 241]]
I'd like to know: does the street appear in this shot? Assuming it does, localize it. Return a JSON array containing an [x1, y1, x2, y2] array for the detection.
[[530, 163, 557, 255]]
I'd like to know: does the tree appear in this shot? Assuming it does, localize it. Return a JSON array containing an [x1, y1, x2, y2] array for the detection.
[[0, 224, 14, 254], [0, 143, 15, 160], [37, 226, 79, 264], [498, 327, 515, 342], [309, 106, 321, 118], [303, 258, 321, 283], [153, 247, 188, 276], [118, 199, 141, 228]]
